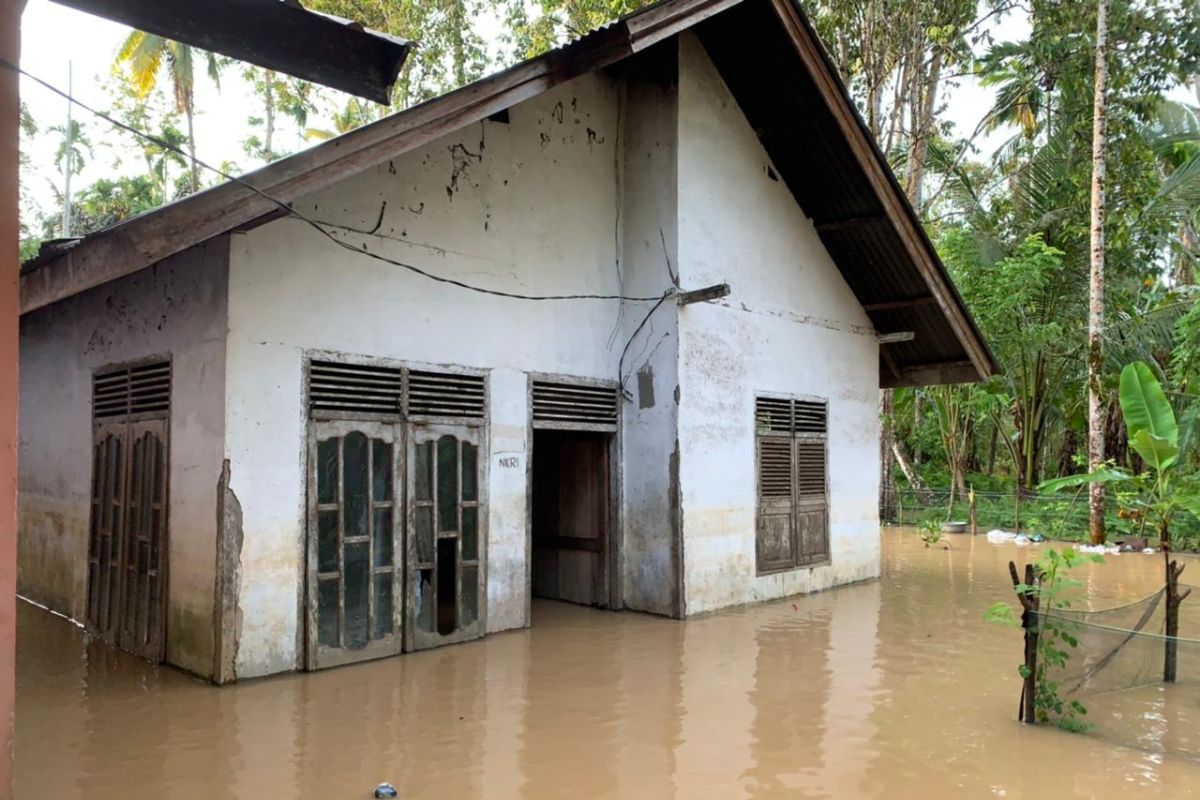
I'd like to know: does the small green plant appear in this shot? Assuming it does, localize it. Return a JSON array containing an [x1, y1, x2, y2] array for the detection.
[[917, 519, 942, 547], [985, 547, 1103, 732]]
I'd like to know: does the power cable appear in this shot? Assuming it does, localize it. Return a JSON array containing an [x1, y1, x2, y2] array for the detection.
[[5, 58, 669, 304]]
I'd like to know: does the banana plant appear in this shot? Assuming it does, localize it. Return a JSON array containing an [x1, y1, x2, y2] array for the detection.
[[1040, 362, 1200, 547]]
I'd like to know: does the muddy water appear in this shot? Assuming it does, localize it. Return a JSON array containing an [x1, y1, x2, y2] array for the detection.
[[15, 529, 1200, 799]]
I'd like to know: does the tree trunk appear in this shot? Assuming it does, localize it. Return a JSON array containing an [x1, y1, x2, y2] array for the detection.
[[1175, 220, 1198, 286], [892, 440, 932, 504], [880, 389, 896, 520], [1087, 0, 1109, 545], [906, 47, 942, 210], [185, 101, 199, 193], [264, 72, 276, 159]]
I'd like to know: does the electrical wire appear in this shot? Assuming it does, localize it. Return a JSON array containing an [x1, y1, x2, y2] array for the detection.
[[617, 292, 674, 399], [5, 58, 669, 304]]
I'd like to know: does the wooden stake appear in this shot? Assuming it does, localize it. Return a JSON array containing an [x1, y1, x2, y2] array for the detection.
[[1010, 560, 1040, 723], [1165, 554, 1190, 683]]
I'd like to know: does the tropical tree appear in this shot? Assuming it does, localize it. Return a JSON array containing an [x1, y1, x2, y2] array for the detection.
[[305, 0, 490, 107], [116, 32, 222, 192], [1087, 0, 1111, 543], [48, 119, 92, 177]]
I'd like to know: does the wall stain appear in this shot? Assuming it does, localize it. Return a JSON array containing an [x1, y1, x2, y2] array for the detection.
[[637, 365, 656, 409]]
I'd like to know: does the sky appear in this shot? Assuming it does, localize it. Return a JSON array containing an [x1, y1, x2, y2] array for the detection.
[[14, 0, 1193, 234]]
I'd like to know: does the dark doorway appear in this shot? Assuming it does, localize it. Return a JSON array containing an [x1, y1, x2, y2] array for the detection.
[[531, 430, 612, 607]]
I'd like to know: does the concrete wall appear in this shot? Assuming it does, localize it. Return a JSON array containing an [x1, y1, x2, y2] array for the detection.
[[674, 34, 881, 614], [617, 44, 682, 617], [225, 67, 683, 677], [18, 239, 229, 677]]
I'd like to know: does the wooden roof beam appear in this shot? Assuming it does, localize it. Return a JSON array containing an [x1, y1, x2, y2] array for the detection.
[[814, 214, 887, 233], [880, 360, 978, 388], [862, 296, 937, 312]]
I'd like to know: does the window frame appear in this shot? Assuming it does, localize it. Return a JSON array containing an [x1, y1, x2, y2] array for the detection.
[[754, 392, 830, 575]]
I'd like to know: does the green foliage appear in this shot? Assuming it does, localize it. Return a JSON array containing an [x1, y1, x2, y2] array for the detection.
[[1042, 362, 1200, 547], [917, 519, 943, 547]]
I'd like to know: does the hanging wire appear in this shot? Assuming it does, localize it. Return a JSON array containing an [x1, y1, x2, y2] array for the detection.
[[5, 58, 670, 305]]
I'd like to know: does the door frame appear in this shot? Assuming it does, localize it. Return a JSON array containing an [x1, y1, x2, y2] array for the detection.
[[304, 418, 406, 670], [86, 355, 172, 664], [526, 373, 621, 615]]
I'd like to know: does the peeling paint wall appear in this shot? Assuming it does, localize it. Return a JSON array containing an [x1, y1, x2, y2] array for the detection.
[[674, 34, 881, 614], [18, 239, 229, 678], [617, 43, 682, 617], [224, 68, 686, 676]]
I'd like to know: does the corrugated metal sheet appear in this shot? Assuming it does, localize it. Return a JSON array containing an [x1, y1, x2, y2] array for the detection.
[[696, 0, 997, 384], [25, 0, 996, 387]]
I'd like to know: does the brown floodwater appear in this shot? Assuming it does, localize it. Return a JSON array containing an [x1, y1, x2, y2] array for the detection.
[[15, 528, 1200, 799]]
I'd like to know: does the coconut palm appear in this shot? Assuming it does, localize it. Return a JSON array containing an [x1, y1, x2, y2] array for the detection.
[[116, 31, 221, 193]]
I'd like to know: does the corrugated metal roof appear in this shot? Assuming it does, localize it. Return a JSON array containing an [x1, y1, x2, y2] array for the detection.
[[695, 0, 997, 384], [23, 0, 996, 386]]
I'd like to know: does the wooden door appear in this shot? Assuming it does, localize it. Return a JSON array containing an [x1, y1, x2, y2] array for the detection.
[[407, 425, 484, 651], [306, 420, 404, 669], [118, 420, 169, 660], [86, 421, 129, 644], [86, 419, 169, 661], [531, 432, 610, 607]]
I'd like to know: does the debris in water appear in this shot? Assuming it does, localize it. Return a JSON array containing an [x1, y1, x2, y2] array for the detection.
[[374, 783, 398, 798]]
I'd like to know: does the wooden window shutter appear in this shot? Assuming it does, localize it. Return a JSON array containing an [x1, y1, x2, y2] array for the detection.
[[755, 396, 828, 573]]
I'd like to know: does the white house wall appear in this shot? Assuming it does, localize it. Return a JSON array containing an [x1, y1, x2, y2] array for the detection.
[[225, 68, 682, 677], [18, 239, 229, 677], [617, 44, 682, 617], [674, 33, 881, 614]]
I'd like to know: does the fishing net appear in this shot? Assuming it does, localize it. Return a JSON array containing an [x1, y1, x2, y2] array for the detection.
[[1031, 584, 1200, 758]]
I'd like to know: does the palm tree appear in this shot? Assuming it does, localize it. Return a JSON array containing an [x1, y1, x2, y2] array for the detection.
[[48, 119, 91, 177], [116, 31, 221, 193], [1144, 101, 1200, 284]]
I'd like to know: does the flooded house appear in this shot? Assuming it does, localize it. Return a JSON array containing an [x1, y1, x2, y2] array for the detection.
[[16, 0, 996, 681]]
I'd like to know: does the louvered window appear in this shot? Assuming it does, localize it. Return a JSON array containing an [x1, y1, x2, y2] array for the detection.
[[93, 360, 171, 419], [407, 370, 486, 420], [309, 360, 403, 416], [307, 360, 485, 422], [755, 396, 828, 573], [531, 379, 618, 431]]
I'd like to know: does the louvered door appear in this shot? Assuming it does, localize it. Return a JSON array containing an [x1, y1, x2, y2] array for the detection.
[[86, 360, 171, 662]]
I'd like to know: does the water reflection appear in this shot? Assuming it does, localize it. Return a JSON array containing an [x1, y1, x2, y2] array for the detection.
[[16, 530, 1200, 799]]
